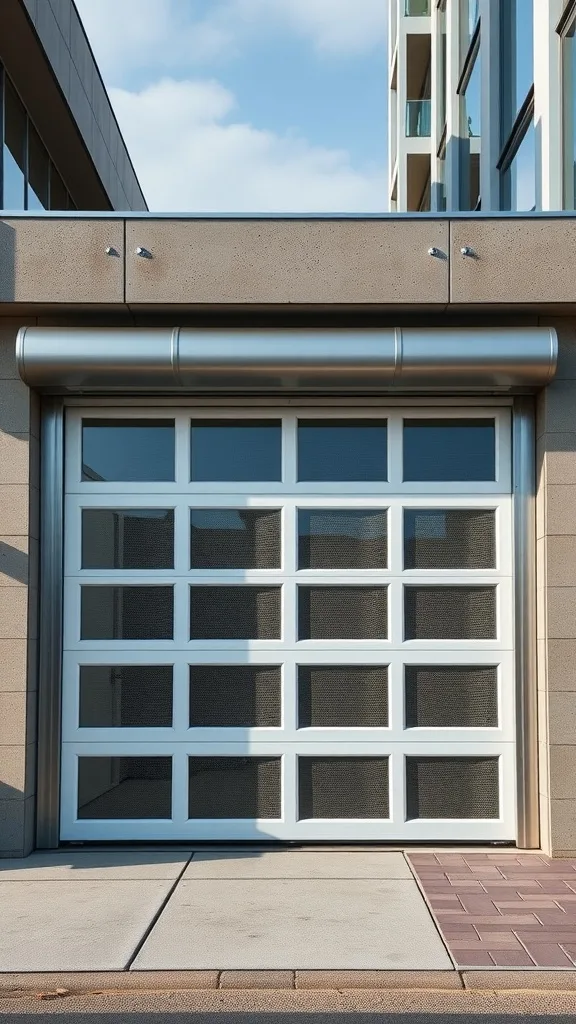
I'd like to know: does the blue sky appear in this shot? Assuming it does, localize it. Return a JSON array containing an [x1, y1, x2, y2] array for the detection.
[[75, 0, 389, 212]]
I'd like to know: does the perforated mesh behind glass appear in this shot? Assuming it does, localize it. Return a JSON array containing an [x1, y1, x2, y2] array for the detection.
[[299, 587, 387, 640], [298, 757, 389, 818], [298, 666, 388, 727], [298, 510, 387, 569], [79, 665, 173, 727], [190, 586, 281, 639], [406, 757, 499, 819], [404, 509, 495, 569], [77, 756, 172, 819], [82, 509, 174, 569], [188, 757, 281, 818], [405, 666, 498, 728], [80, 586, 174, 640], [404, 586, 496, 640], [190, 666, 281, 727], [191, 509, 281, 569]]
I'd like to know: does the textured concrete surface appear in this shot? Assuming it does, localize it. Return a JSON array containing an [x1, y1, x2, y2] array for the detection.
[[183, 850, 412, 879], [0, 880, 174, 971], [0, 850, 192, 880], [4, 988, 576, 1018], [131, 877, 452, 970]]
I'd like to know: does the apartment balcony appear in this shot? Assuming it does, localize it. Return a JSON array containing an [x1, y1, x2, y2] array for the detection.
[[404, 0, 430, 15], [405, 99, 431, 138]]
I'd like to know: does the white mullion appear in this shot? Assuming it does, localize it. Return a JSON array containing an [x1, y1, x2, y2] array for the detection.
[[388, 577, 404, 648], [389, 749, 405, 829], [388, 655, 404, 739], [175, 411, 190, 487], [387, 410, 403, 488], [172, 659, 189, 738], [283, 657, 298, 733], [171, 747, 189, 829], [387, 500, 403, 575], [282, 751, 298, 830], [173, 578, 189, 648], [284, 413, 298, 486], [284, 498, 297, 575], [173, 499, 189, 576]]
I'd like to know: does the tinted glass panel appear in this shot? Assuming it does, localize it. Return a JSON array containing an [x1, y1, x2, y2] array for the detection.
[[190, 586, 281, 640], [191, 509, 280, 569], [403, 419, 495, 481], [190, 666, 281, 727], [190, 420, 281, 482], [298, 586, 388, 640], [406, 756, 499, 819], [298, 757, 389, 819], [79, 665, 173, 727], [82, 420, 175, 482], [49, 165, 68, 210], [298, 509, 387, 569], [3, 80, 26, 209], [298, 666, 388, 728], [27, 124, 49, 210], [188, 757, 281, 818], [77, 756, 172, 819], [405, 665, 498, 728], [80, 586, 174, 640], [298, 420, 387, 482], [564, 24, 576, 208], [82, 509, 174, 569], [404, 586, 496, 640], [404, 509, 495, 569], [506, 120, 536, 212]]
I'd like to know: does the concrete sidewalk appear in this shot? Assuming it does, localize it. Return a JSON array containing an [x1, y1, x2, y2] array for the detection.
[[0, 849, 451, 973]]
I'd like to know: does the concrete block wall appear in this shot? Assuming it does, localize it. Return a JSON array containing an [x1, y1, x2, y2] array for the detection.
[[0, 320, 39, 857], [537, 319, 576, 856]]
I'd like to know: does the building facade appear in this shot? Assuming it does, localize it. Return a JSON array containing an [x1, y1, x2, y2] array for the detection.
[[388, 0, 576, 212], [2, 0, 576, 860]]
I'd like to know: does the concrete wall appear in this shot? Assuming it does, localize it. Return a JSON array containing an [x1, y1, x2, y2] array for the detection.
[[0, 320, 39, 857], [537, 319, 576, 856]]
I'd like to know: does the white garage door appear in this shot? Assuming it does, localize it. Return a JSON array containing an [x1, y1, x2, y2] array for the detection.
[[60, 405, 515, 842]]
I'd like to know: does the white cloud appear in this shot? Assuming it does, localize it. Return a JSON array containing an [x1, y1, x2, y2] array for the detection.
[[75, 0, 388, 82], [110, 78, 386, 212]]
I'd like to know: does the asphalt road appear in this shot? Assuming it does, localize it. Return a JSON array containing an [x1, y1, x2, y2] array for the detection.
[[2, 989, 576, 1022]]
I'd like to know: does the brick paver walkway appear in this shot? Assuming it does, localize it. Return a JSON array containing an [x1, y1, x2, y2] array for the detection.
[[408, 852, 576, 968]]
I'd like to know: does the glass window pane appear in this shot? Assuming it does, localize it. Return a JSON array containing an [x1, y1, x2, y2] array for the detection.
[[403, 419, 495, 481], [298, 586, 388, 640], [80, 586, 174, 640], [49, 163, 68, 210], [298, 509, 387, 569], [298, 420, 387, 482], [505, 121, 536, 211], [77, 756, 172, 819], [188, 757, 281, 818], [3, 80, 26, 209], [405, 665, 498, 728], [190, 509, 280, 569], [190, 420, 281, 482], [404, 585, 497, 640], [564, 22, 576, 209], [298, 757, 389, 819], [190, 586, 281, 640], [27, 124, 49, 210], [404, 509, 495, 569], [298, 666, 389, 728], [406, 756, 499, 819], [79, 665, 173, 728], [82, 419, 175, 482], [82, 509, 174, 569], [503, 0, 533, 131], [190, 666, 281, 727]]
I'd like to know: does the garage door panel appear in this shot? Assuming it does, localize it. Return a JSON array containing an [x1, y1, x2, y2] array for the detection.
[[62, 405, 515, 841]]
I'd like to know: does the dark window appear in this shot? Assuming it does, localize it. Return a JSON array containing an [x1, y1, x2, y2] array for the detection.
[[406, 756, 499, 819], [80, 586, 174, 640], [403, 419, 495, 481], [79, 665, 173, 728], [404, 509, 495, 569], [405, 665, 498, 728], [188, 757, 281, 818], [298, 757, 389, 819], [190, 509, 281, 569], [82, 420, 175, 482], [564, 20, 576, 208], [82, 509, 174, 570], [298, 665, 388, 728], [298, 586, 388, 640], [189, 666, 281, 727], [3, 79, 26, 209], [298, 420, 387, 482], [404, 585, 497, 640], [27, 124, 49, 210], [190, 586, 281, 640], [298, 509, 387, 569], [77, 756, 172, 819], [190, 420, 281, 482]]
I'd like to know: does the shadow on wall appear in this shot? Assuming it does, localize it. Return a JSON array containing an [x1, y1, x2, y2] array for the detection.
[[0, 220, 15, 302], [0, 540, 29, 585]]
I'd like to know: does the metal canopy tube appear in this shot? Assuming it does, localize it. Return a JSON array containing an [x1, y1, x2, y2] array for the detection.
[[16, 326, 558, 392]]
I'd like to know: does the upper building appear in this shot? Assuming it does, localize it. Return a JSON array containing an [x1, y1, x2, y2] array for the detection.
[[388, 0, 576, 212], [0, 0, 146, 211]]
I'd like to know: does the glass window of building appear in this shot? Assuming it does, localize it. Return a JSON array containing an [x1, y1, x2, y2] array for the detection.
[[28, 125, 49, 210], [459, 46, 481, 210], [461, 0, 479, 52], [503, 119, 536, 211], [563, 18, 576, 208], [502, 0, 534, 134], [463, 50, 481, 138], [3, 79, 27, 210]]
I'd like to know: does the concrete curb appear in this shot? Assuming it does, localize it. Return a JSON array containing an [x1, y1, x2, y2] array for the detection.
[[1, 969, 576, 997]]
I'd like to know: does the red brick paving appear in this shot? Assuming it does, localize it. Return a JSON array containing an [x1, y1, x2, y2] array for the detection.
[[407, 852, 576, 969]]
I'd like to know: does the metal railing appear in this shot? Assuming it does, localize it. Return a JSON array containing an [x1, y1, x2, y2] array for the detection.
[[405, 99, 431, 137]]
